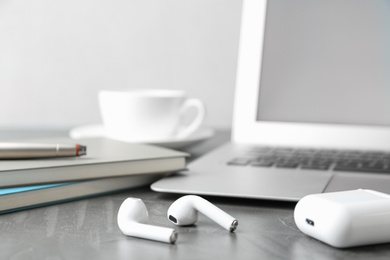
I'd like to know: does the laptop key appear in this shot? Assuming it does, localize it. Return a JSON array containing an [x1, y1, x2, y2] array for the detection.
[[301, 164, 331, 170], [275, 161, 299, 168], [227, 158, 251, 166], [251, 160, 274, 167]]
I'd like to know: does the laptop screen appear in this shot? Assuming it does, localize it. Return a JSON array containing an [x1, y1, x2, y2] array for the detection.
[[256, 0, 390, 127]]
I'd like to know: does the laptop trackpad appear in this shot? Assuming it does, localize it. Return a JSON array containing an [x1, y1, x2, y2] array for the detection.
[[325, 173, 390, 193]]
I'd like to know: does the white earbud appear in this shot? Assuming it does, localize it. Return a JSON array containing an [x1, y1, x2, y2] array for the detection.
[[167, 195, 238, 232], [117, 197, 178, 244]]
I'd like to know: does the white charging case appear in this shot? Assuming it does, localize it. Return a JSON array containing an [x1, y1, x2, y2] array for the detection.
[[294, 189, 390, 248]]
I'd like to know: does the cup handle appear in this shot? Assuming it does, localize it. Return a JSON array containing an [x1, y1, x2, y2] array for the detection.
[[176, 98, 206, 139]]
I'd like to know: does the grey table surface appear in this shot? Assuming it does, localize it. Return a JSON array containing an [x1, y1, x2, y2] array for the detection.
[[0, 129, 389, 260]]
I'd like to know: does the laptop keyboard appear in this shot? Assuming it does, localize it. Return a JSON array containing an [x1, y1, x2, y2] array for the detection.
[[227, 147, 390, 174]]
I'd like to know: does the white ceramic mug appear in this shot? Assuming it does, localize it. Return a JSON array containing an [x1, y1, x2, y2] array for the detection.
[[98, 89, 206, 142]]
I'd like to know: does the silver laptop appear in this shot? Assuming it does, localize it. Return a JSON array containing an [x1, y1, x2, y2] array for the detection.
[[151, 0, 390, 201]]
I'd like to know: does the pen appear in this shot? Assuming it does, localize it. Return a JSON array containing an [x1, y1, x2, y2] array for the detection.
[[0, 143, 87, 159]]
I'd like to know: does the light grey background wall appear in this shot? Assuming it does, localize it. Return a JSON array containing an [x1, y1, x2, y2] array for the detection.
[[0, 0, 242, 130]]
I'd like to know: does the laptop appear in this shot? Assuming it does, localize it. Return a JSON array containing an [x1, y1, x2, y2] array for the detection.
[[151, 0, 390, 201]]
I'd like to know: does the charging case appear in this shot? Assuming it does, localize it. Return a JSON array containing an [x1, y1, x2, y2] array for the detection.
[[294, 189, 390, 248]]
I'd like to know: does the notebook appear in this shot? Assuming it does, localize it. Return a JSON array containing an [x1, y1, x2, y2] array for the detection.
[[151, 0, 390, 201], [0, 138, 187, 187], [0, 174, 164, 214]]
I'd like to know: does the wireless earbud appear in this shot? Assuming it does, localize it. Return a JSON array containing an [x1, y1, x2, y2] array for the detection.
[[167, 195, 238, 232], [117, 197, 178, 244]]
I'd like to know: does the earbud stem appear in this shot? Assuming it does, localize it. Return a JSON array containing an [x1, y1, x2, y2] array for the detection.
[[121, 223, 177, 244], [193, 196, 238, 232]]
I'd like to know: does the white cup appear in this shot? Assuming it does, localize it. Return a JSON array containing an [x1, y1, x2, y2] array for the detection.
[[98, 89, 206, 142]]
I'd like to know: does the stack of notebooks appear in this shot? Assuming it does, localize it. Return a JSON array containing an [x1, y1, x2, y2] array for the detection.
[[0, 138, 187, 214]]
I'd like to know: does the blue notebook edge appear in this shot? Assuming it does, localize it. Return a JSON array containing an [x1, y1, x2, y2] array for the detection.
[[0, 173, 167, 214], [0, 186, 137, 215], [0, 183, 74, 195]]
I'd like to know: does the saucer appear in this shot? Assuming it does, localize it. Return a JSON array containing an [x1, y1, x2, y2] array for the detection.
[[69, 124, 215, 149]]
